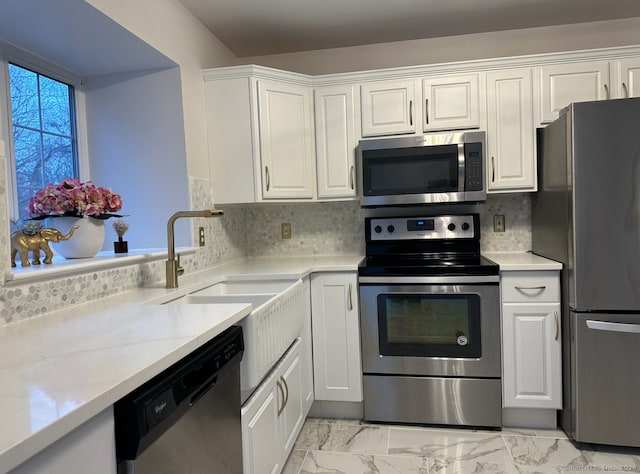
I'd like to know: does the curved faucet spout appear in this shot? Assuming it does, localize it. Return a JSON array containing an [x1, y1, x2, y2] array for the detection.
[[166, 209, 224, 288]]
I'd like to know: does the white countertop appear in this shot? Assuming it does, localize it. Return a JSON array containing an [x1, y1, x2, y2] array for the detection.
[[484, 251, 563, 271], [0, 255, 362, 473]]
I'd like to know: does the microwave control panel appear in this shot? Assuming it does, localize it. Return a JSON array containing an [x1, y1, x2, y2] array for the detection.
[[465, 142, 484, 191]]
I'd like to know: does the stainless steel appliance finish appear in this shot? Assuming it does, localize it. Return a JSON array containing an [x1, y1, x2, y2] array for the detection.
[[359, 281, 500, 378], [359, 214, 501, 428], [114, 326, 244, 473], [532, 97, 640, 447], [356, 131, 486, 207], [363, 375, 502, 427]]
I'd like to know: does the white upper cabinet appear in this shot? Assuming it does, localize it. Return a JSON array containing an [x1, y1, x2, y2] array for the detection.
[[538, 61, 610, 124], [360, 79, 417, 137], [203, 67, 316, 204], [616, 57, 640, 98], [486, 68, 536, 192], [258, 80, 316, 199], [314, 85, 358, 198], [422, 73, 481, 131]]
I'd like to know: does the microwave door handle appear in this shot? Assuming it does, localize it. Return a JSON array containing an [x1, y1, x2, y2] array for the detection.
[[457, 143, 465, 192]]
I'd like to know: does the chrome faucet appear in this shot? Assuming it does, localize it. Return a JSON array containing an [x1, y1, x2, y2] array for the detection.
[[166, 209, 224, 288]]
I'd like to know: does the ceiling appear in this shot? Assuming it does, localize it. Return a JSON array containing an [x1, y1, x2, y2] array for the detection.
[[178, 0, 640, 57]]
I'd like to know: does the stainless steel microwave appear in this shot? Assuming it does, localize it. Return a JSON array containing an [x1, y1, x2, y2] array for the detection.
[[356, 131, 486, 207]]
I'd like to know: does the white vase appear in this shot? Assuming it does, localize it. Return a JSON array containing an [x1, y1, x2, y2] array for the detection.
[[49, 216, 106, 259]]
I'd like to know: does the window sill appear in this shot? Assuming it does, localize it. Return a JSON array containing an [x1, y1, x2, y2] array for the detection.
[[6, 247, 198, 285]]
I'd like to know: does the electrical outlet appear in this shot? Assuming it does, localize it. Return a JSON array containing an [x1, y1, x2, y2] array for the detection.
[[198, 226, 206, 246], [281, 223, 292, 239], [493, 215, 505, 233]]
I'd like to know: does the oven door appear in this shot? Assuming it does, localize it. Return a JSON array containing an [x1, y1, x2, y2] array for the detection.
[[359, 276, 500, 378]]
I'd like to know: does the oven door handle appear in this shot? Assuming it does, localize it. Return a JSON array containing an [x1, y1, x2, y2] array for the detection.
[[358, 275, 499, 284]]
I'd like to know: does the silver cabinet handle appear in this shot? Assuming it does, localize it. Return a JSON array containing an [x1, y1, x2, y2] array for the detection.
[[350, 165, 355, 190], [409, 100, 413, 126], [491, 156, 495, 183], [514, 285, 546, 291], [276, 379, 285, 416], [348, 283, 353, 311], [604, 83, 610, 100], [280, 375, 289, 411], [425, 98, 429, 125], [622, 82, 629, 98], [586, 320, 640, 334], [554, 311, 559, 341], [265, 166, 270, 192]]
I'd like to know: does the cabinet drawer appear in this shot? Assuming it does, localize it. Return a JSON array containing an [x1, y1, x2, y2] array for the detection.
[[501, 271, 559, 303]]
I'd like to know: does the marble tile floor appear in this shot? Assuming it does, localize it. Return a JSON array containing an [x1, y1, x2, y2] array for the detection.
[[282, 418, 640, 474]]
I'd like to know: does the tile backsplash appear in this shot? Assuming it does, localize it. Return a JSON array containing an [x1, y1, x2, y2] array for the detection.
[[245, 193, 532, 256], [0, 180, 532, 326]]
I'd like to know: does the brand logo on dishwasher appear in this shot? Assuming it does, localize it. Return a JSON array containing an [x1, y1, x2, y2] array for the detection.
[[155, 401, 167, 414]]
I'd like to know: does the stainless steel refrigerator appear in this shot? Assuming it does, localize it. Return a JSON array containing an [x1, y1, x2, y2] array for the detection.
[[532, 97, 640, 448]]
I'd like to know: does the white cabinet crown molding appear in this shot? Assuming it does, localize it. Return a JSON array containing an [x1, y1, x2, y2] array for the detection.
[[206, 45, 640, 88], [203, 64, 313, 87], [310, 44, 640, 87]]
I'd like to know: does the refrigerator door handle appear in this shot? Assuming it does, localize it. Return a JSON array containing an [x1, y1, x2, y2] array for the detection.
[[586, 319, 640, 334]]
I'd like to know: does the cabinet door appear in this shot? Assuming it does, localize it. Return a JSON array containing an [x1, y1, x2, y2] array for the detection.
[[257, 80, 315, 199], [311, 272, 362, 402], [299, 280, 314, 414], [423, 73, 480, 131], [314, 85, 357, 198], [539, 61, 610, 123], [360, 79, 416, 137], [278, 344, 305, 456], [241, 377, 281, 474], [486, 68, 536, 192], [617, 58, 640, 98], [502, 302, 562, 409]]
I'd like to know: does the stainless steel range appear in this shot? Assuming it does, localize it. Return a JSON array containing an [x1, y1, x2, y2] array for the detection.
[[358, 214, 502, 428]]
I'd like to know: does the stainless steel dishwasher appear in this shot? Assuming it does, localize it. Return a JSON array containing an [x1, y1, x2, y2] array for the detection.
[[114, 325, 244, 473]]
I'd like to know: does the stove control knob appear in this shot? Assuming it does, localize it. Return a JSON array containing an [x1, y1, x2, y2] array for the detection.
[[447, 223, 456, 231], [461, 222, 470, 231], [374, 225, 382, 234], [387, 225, 395, 233]]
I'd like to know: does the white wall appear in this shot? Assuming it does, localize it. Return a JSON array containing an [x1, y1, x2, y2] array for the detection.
[[85, 68, 192, 249], [84, 0, 237, 180], [238, 17, 640, 75]]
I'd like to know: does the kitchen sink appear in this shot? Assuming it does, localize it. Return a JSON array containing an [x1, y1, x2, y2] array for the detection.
[[166, 293, 277, 308], [190, 279, 297, 296], [160, 278, 307, 400]]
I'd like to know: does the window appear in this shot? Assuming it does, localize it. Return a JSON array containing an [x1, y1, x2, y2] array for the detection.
[[8, 63, 78, 224]]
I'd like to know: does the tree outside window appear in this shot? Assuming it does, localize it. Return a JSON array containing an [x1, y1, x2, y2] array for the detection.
[[8, 63, 78, 225]]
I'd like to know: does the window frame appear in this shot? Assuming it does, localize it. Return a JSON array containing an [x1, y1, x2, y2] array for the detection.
[[0, 41, 89, 225]]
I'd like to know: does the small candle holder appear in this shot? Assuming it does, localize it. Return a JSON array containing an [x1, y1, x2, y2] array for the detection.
[[112, 219, 130, 254], [114, 237, 128, 253]]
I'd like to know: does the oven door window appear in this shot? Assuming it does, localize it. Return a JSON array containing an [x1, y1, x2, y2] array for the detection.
[[362, 145, 459, 196], [378, 293, 481, 358]]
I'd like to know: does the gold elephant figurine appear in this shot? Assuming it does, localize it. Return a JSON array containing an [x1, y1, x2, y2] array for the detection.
[[11, 225, 80, 267]]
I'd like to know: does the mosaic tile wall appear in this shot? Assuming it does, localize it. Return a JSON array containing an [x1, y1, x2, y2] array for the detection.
[[479, 193, 532, 252], [245, 194, 532, 256], [246, 201, 366, 257], [0, 177, 248, 325]]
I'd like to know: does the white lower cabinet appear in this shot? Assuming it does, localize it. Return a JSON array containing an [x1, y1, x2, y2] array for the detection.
[[310, 272, 362, 402], [9, 408, 116, 474], [241, 338, 307, 474], [501, 271, 562, 409]]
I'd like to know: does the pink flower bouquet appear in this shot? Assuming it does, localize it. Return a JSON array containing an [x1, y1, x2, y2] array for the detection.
[[28, 178, 123, 220]]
